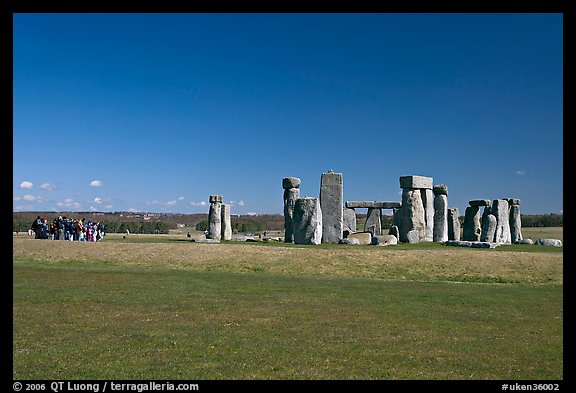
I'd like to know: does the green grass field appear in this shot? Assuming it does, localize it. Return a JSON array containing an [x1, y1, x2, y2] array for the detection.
[[13, 228, 563, 380]]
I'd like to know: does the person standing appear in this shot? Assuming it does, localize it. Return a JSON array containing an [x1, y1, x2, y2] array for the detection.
[[31, 216, 42, 239]]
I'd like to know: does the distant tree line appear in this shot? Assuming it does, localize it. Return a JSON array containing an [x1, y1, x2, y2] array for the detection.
[[519, 214, 563, 227]]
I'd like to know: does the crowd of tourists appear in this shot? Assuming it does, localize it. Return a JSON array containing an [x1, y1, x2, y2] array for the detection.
[[29, 216, 105, 241]]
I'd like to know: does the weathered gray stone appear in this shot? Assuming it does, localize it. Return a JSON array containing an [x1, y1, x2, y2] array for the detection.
[[345, 201, 401, 209], [220, 204, 232, 241], [400, 189, 426, 242], [346, 232, 372, 245], [469, 199, 491, 207], [283, 187, 301, 243], [371, 234, 398, 246], [507, 198, 521, 206], [282, 177, 301, 190], [399, 175, 433, 189], [339, 237, 360, 245], [518, 239, 534, 245], [423, 188, 434, 242], [433, 194, 448, 242], [535, 238, 562, 247], [447, 208, 461, 241], [343, 207, 357, 233], [209, 195, 223, 204], [462, 206, 481, 241], [207, 197, 222, 240], [365, 208, 382, 236], [388, 225, 400, 240], [293, 197, 322, 245], [193, 238, 220, 244], [480, 214, 497, 242], [433, 184, 448, 196], [406, 230, 420, 243], [393, 208, 402, 229], [493, 199, 511, 244], [444, 240, 499, 248], [320, 171, 343, 243], [509, 205, 523, 243]]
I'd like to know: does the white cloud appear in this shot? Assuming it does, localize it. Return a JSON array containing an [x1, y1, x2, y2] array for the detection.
[[41, 183, 56, 191], [20, 181, 33, 189], [105, 205, 113, 209], [89, 206, 97, 212], [165, 200, 177, 207], [178, 196, 185, 200], [516, 170, 526, 176], [245, 212, 258, 216], [94, 197, 103, 204], [23, 194, 39, 202], [238, 200, 245, 206], [190, 201, 207, 207], [128, 208, 140, 213], [57, 198, 82, 209], [89, 180, 104, 187]]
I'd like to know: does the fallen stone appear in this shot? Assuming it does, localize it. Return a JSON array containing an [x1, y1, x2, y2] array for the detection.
[[193, 238, 220, 244], [347, 232, 372, 245], [518, 239, 534, 245], [444, 240, 499, 248], [339, 237, 360, 245], [535, 238, 562, 247], [371, 234, 398, 246]]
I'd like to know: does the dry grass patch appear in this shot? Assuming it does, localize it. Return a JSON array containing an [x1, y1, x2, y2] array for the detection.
[[13, 237, 562, 284]]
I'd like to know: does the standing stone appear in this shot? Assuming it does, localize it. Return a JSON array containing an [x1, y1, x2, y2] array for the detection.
[[393, 207, 402, 229], [364, 208, 382, 236], [422, 188, 434, 242], [319, 171, 343, 243], [462, 206, 481, 241], [447, 208, 461, 241], [493, 199, 511, 244], [220, 204, 232, 241], [400, 188, 426, 242], [433, 185, 448, 242], [388, 225, 400, 240], [207, 195, 223, 240], [509, 203, 523, 244], [480, 214, 497, 242], [293, 197, 322, 245], [283, 177, 301, 243], [343, 208, 357, 233], [406, 230, 420, 243]]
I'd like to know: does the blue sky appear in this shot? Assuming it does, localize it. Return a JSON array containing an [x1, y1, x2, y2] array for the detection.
[[13, 13, 563, 215]]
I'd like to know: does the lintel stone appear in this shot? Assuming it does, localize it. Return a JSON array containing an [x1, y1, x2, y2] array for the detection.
[[209, 195, 223, 204], [345, 201, 401, 209], [469, 199, 491, 207], [399, 175, 433, 189]]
